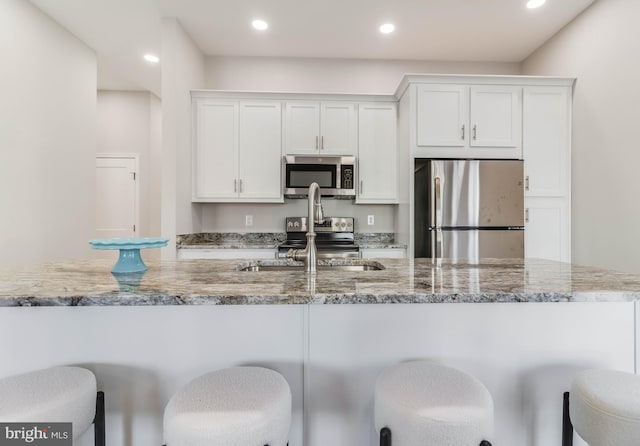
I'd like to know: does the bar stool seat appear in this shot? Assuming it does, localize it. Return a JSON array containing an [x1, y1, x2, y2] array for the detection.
[[163, 366, 291, 446], [570, 369, 640, 446], [0, 366, 99, 442], [375, 361, 493, 446]]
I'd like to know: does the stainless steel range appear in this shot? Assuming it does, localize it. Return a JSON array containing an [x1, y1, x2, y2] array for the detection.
[[277, 217, 359, 259]]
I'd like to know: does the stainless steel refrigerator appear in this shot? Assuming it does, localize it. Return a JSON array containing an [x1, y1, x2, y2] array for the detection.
[[414, 159, 524, 260]]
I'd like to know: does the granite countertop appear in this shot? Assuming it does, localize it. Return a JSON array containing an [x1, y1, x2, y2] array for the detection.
[[177, 233, 286, 249], [176, 232, 407, 250], [2, 258, 640, 307]]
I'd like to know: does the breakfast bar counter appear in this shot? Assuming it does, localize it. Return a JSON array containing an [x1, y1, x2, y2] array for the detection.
[[2, 257, 640, 306], [1, 257, 639, 446]]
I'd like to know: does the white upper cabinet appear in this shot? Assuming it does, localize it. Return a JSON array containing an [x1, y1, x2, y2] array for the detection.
[[523, 86, 571, 197], [192, 97, 283, 203], [357, 103, 398, 203], [469, 86, 522, 148], [416, 84, 467, 147], [193, 99, 238, 200], [416, 84, 522, 159], [238, 101, 282, 200], [285, 101, 356, 155]]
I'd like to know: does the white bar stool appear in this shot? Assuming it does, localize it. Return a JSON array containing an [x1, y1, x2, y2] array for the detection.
[[163, 366, 292, 446], [563, 369, 640, 446], [375, 360, 494, 446], [0, 366, 105, 445]]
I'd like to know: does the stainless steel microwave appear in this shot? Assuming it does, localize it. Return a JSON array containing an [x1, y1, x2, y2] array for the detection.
[[283, 155, 356, 198]]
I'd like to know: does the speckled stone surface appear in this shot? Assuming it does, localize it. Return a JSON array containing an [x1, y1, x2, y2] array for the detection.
[[2, 258, 640, 307], [177, 232, 286, 249], [354, 233, 407, 249], [177, 232, 407, 250]]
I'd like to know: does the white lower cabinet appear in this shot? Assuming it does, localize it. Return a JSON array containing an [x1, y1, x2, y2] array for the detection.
[[360, 248, 406, 259], [525, 198, 570, 263], [177, 248, 277, 260]]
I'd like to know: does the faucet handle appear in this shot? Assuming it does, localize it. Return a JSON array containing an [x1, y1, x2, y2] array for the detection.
[[314, 201, 325, 224]]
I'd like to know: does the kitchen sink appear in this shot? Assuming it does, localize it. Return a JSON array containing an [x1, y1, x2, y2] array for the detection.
[[237, 260, 385, 272]]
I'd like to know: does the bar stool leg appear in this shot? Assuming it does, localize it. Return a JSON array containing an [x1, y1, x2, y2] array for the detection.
[[94, 391, 106, 446], [562, 391, 573, 446], [379, 427, 391, 446]]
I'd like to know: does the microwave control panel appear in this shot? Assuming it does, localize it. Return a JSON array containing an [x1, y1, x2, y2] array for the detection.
[[341, 165, 354, 190]]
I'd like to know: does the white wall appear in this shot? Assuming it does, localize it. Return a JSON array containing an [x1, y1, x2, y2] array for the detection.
[[161, 18, 205, 259], [205, 56, 521, 94], [0, 0, 96, 268], [194, 56, 521, 235], [522, 0, 640, 273], [97, 91, 162, 242]]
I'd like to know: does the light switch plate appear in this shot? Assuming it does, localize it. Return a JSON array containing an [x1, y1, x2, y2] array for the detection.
[[245, 215, 253, 227]]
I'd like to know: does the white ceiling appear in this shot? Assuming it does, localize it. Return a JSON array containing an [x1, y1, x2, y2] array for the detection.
[[29, 0, 596, 96]]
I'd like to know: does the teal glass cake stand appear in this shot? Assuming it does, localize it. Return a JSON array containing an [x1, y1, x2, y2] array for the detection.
[[89, 237, 169, 273]]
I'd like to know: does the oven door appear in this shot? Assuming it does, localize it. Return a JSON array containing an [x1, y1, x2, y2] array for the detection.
[[284, 157, 338, 196]]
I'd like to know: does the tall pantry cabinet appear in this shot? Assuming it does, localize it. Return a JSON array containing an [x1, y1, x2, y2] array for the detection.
[[522, 86, 572, 262], [395, 75, 574, 262]]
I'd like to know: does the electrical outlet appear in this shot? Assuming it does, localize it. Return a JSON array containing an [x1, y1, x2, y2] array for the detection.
[[245, 215, 253, 227], [367, 215, 375, 226]]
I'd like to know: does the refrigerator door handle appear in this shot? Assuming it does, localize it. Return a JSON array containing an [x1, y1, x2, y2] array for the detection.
[[434, 176, 443, 258]]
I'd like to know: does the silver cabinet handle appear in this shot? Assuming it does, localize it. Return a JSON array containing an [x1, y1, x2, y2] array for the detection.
[[234, 179, 237, 192], [239, 179, 243, 193], [316, 136, 319, 150], [360, 180, 363, 194], [321, 135, 324, 150], [525, 208, 530, 223], [461, 124, 465, 140], [472, 124, 477, 140], [525, 175, 530, 191]]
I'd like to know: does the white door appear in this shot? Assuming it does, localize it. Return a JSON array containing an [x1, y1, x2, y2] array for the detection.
[[524, 197, 570, 262], [469, 86, 522, 148], [320, 102, 356, 155], [416, 84, 467, 147], [523, 86, 571, 197], [357, 103, 397, 203], [194, 100, 238, 199], [95, 156, 137, 240], [285, 101, 320, 154], [239, 101, 283, 199]]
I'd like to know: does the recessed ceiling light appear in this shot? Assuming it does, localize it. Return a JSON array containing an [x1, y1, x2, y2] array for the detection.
[[379, 23, 395, 34], [252, 19, 268, 31], [143, 54, 159, 64], [526, 0, 546, 9]]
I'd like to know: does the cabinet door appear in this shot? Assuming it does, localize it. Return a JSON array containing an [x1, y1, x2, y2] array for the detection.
[[416, 84, 467, 147], [524, 198, 570, 262], [523, 87, 571, 197], [239, 101, 283, 200], [193, 100, 238, 199], [357, 103, 397, 203], [285, 101, 320, 154], [469, 86, 522, 148], [320, 102, 356, 155]]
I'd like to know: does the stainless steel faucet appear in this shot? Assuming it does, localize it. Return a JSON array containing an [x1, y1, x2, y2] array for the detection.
[[287, 182, 324, 273]]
